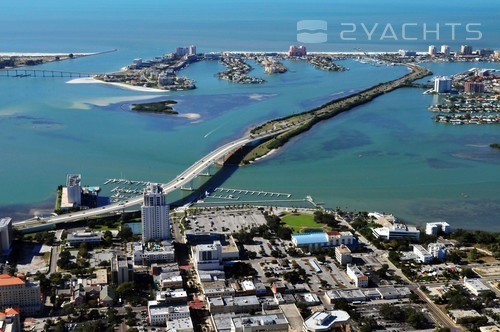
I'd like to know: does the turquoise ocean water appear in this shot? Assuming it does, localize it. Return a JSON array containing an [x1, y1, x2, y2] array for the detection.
[[0, 0, 499, 230]]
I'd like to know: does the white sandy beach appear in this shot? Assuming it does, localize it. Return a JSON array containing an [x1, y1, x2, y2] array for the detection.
[[67, 77, 169, 93]]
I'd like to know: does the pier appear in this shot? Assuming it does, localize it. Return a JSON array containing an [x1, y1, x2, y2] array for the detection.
[[213, 187, 291, 198], [0, 69, 96, 78]]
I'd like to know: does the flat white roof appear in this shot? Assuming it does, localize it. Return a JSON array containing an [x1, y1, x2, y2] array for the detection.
[[304, 310, 350, 330]]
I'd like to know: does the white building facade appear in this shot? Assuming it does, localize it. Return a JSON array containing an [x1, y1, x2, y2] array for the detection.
[[141, 184, 170, 242]]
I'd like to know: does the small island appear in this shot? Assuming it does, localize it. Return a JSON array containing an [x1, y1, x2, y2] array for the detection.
[[131, 100, 179, 115], [490, 143, 500, 149]]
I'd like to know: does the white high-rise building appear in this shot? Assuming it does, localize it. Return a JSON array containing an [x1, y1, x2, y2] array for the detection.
[[0, 218, 13, 253], [141, 184, 170, 242], [66, 174, 81, 206], [440, 45, 451, 56], [428, 45, 437, 55], [434, 76, 452, 93]]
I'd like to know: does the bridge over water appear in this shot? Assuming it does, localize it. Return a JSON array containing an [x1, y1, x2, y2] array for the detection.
[[0, 69, 96, 78], [14, 129, 289, 233]]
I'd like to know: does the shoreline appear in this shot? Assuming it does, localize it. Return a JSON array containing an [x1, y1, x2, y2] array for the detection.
[[0, 49, 117, 57], [67, 77, 169, 93], [242, 64, 432, 163]]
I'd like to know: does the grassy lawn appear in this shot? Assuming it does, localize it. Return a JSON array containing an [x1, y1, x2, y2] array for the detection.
[[281, 213, 326, 233]]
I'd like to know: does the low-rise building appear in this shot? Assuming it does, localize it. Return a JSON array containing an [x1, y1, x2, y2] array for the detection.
[[133, 242, 175, 265], [156, 289, 188, 304], [449, 309, 482, 323], [147, 302, 190, 326], [463, 277, 490, 296], [166, 317, 194, 332], [325, 289, 366, 304], [303, 310, 350, 332], [428, 243, 447, 261], [66, 232, 102, 247], [291, 231, 354, 252], [346, 264, 368, 288], [231, 313, 289, 332], [295, 293, 321, 306], [413, 245, 433, 264], [335, 245, 352, 265], [425, 222, 451, 235], [208, 295, 260, 314], [376, 287, 410, 300]]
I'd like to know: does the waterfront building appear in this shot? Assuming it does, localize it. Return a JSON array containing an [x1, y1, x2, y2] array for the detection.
[[372, 223, 420, 241], [428, 45, 437, 55], [175, 45, 197, 57], [399, 49, 416, 57], [413, 244, 433, 264], [463, 277, 490, 296], [434, 76, 452, 93], [346, 264, 368, 288], [288, 45, 307, 57], [460, 45, 473, 55], [291, 231, 354, 252], [66, 231, 101, 247], [425, 222, 451, 235], [141, 183, 170, 242], [478, 48, 494, 56], [440, 45, 451, 55], [231, 313, 289, 332], [303, 310, 350, 332], [335, 244, 352, 265], [65, 174, 82, 207], [0, 218, 13, 254], [494, 51, 500, 59], [0, 274, 42, 316], [428, 243, 447, 261], [465, 81, 485, 94]]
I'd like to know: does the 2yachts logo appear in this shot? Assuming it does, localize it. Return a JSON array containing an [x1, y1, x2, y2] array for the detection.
[[297, 20, 328, 43], [297, 21, 483, 43]]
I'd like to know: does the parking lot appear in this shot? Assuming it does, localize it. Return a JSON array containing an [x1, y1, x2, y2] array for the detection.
[[186, 208, 267, 234]]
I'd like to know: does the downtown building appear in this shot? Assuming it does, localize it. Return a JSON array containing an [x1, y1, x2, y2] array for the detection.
[[0, 274, 42, 316], [141, 183, 170, 243]]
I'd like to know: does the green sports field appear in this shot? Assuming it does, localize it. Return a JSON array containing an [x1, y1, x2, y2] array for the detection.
[[281, 213, 326, 233]]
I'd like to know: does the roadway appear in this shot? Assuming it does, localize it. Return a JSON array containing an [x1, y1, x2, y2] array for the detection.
[[14, 131, 284, 231]]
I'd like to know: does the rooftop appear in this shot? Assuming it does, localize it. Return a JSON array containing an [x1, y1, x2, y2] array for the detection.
[[232, 313, 288, 328], [291, 232, 327, 245], [304, 310, 350, 330], [0, 274, 24, 287], [0, 218, 11, 228]]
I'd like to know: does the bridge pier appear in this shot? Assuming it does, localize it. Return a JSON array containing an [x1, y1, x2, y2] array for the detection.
[[181, 180, 195, 191]]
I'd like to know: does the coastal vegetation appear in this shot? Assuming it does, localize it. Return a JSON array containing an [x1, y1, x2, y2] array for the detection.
[[490, 143, 500, 149], [131, 100, 178, 115], [243, 64, 432, 163]]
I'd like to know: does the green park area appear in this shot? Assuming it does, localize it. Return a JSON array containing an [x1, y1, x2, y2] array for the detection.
[[281, 213, 327, 233]]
